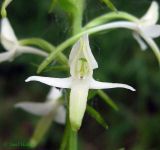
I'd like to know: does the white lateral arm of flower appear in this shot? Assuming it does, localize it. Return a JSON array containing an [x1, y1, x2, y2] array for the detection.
[[90, 79, 135, 91], [25, 76, 72, 88], [15, 102, 54, 116]]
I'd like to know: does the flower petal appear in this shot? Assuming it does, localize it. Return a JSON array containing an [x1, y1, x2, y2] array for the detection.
[[25, 76, 72, 88], [0, 17, 18, 51], [17, 46, 48, 57], [15, 102, 54, 116], [83, 34, 98, 69], [0, 50, 15, 63], [47, 87, 62, 102], [69, 33, 98, 70], [54, 106, 66, 124], [69, 79, 90, 131], [140, 1, 159, 25], [90, 79, 135, 91], [133, 32, 148, 50], [142, 25, 160, 38]]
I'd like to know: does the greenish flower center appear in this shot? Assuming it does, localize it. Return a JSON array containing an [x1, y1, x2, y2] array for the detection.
[[76, 57, 89, 79]]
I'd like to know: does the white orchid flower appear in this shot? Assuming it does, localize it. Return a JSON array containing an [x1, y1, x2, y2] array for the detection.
[[133, 1, 160, 50], [0, 17, 48, 63], [15, 87, 66, 124], [25, 34, 135, 131]]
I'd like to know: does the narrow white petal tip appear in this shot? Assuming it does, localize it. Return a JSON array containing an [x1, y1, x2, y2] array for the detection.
[[25, 76, 35, 82], [130, 87, 136, 92], [25, 78, 30, 82]]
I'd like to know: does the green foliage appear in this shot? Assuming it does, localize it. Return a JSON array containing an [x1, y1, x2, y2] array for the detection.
[[87, 105, 108, 129], [29, 112, 54, 148], [101, 0, 117, 12], [97, 90, 119, 111]]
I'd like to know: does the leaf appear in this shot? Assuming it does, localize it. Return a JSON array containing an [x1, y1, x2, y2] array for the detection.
[[101, 0, 117, 12], [88, 90, 97, 100], [97, 90, 119, 111], [86, 105, 108, 129]]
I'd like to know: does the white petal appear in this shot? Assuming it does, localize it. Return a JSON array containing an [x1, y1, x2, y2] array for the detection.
[[69, 79, 90, 131], [54, 106, 66, 124], [17, 46, 48, 57], [69, 33, 98, 70], [15, 102, 54, 116], [47, 87, 62, 102], [133, 32, 148, 50], [90, 79, 135, 91], [82, 34, 98, 69], [0, 50, 15, 63], [142, 25, 160, 38], [0, 17, 18, 51], [25, 76, 72, 88], [140, 1, 159, 25]]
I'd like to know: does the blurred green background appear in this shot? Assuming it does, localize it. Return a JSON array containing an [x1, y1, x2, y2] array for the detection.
[[0, 0, 160, 150]]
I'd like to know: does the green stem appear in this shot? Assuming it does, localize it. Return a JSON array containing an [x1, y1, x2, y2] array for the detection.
[[69, 130, 77, 150], [84, 11, 139, 29], [59, 116, 70, 150], [72, 0, 85, 35], [19, 38, 68, 65], [1, 0, 13, 17]]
